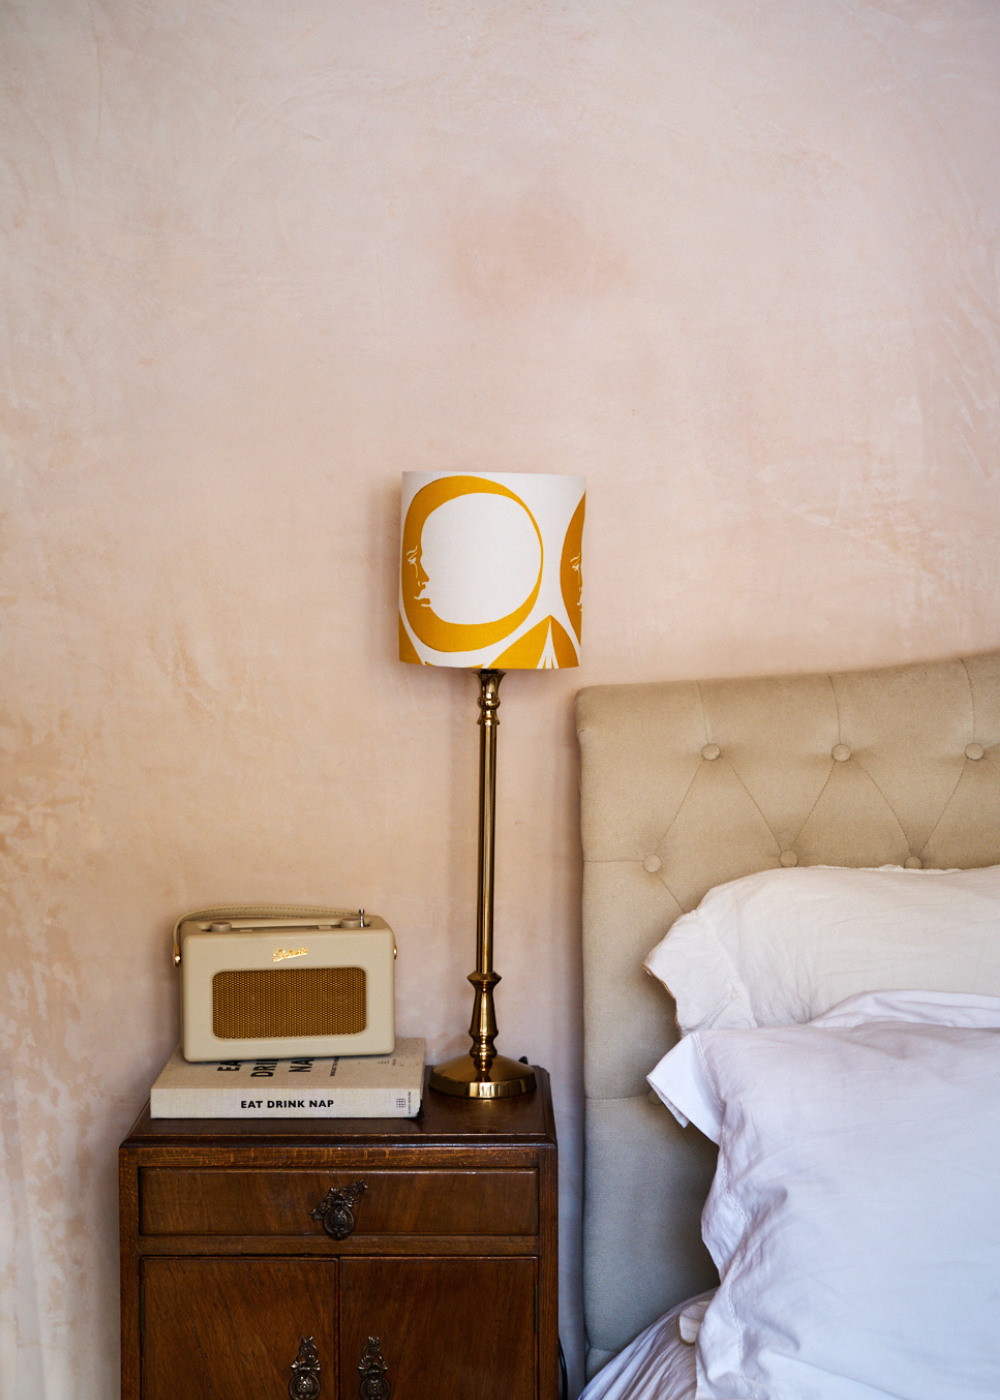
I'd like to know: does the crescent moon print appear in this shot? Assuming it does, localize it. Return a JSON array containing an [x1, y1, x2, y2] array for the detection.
[[398, 472, 585, 670]]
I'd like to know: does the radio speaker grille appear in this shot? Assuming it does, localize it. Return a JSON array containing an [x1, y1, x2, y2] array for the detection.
[[212, 967, 367, 1040]]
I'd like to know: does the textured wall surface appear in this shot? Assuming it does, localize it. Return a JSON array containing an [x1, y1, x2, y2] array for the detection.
[[2, 2, 1000, 1395]]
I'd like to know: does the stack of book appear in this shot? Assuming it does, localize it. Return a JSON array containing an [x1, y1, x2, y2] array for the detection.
[[150, 1037, 425, 1119]]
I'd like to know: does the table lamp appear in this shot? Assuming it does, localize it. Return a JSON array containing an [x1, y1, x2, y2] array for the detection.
[[399, 471, 586, 1097]]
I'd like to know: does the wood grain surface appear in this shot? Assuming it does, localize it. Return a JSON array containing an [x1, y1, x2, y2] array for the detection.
[[341, 1256, 537, 1400], [142, 1257, 337, 1400], [120, 1068, 558, 1400], [141, 1167, 538, 1236]]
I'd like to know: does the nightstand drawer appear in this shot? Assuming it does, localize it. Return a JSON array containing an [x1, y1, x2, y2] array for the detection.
[[140, 1168, 538, 1237]]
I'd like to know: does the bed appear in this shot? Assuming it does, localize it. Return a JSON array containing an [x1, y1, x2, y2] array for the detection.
[[575, 651, 1000, 1397]]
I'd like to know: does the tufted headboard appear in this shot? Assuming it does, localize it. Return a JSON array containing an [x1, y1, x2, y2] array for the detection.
[[575, 651, 1000, 1379]]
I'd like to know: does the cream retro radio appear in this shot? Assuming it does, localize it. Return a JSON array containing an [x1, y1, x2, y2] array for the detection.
[[173, 905, 396, 1062]]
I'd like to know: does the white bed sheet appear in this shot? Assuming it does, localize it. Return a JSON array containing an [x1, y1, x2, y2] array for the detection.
[[578, 1291, 713, 1400]]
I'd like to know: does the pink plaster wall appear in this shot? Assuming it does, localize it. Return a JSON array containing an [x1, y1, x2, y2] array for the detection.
[[3, 1, 1000, 1394]]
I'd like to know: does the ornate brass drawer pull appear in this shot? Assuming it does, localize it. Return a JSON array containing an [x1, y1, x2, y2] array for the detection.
[[310, 1180, 367, 1239], [358, 1336, 390, 1400], [289, 1336, 321, 1399]]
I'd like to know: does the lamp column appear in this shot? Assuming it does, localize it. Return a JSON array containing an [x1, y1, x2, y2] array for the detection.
[[429, 670, 536, 1099]]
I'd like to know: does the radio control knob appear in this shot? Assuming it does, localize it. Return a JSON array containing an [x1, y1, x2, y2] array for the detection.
[[209, 922, 233, 932], [340, 918, 362, 929]]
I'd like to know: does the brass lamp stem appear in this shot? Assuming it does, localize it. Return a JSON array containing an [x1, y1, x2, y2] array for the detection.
[[429, 670, 536, 1099], [471, 669, 502, 1076]]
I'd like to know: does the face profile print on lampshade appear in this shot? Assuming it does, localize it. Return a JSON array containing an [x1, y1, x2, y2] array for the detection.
[[399, 471, 585, 669]]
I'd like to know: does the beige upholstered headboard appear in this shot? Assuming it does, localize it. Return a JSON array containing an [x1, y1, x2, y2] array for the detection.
[[576, 651, 1000, 1379]]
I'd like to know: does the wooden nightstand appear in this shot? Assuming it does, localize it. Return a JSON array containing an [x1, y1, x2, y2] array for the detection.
[[119, 1067, 558, 1400]]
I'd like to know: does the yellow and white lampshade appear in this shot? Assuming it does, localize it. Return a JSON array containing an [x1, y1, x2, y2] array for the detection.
[[399, 471, 585, 669]]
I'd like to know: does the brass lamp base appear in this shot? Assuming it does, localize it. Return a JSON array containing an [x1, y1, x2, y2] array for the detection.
[[431, 669, 537, 1101], [430, 1052, 536, 1099]]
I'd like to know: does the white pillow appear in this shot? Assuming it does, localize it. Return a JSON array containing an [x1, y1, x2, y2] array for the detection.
[[644, 863, 1000, 1035], [647, 991, 1000, 1400]]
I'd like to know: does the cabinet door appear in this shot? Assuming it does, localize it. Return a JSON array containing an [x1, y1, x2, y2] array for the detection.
[[340, 1257, 536, 1400], [142, 1258, 337, 1400]]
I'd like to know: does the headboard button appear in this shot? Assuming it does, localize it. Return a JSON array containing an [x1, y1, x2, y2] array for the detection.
[[831, 744, 851, 762], [779, 851, 798, 868], [904, 857, 923, 869], [701, 744, 721, 761], [965, 743, 985, 761], [642, 854, 662, 873]]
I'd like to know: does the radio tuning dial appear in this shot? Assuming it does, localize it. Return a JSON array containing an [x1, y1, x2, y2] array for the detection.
[[209, 922, 232, 932]]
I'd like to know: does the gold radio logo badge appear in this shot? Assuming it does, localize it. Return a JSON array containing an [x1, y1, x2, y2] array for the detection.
[[273, 946, 308, 963]]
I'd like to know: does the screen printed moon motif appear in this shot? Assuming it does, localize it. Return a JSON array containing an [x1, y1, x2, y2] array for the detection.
[[398, 472, 585, 670]]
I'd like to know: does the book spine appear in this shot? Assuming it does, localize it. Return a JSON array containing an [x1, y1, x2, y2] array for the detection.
[[150, 1086, 420, 1119]]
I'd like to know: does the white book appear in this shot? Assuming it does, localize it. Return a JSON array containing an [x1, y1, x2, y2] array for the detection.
[[150, 1038, 425, 1119]]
